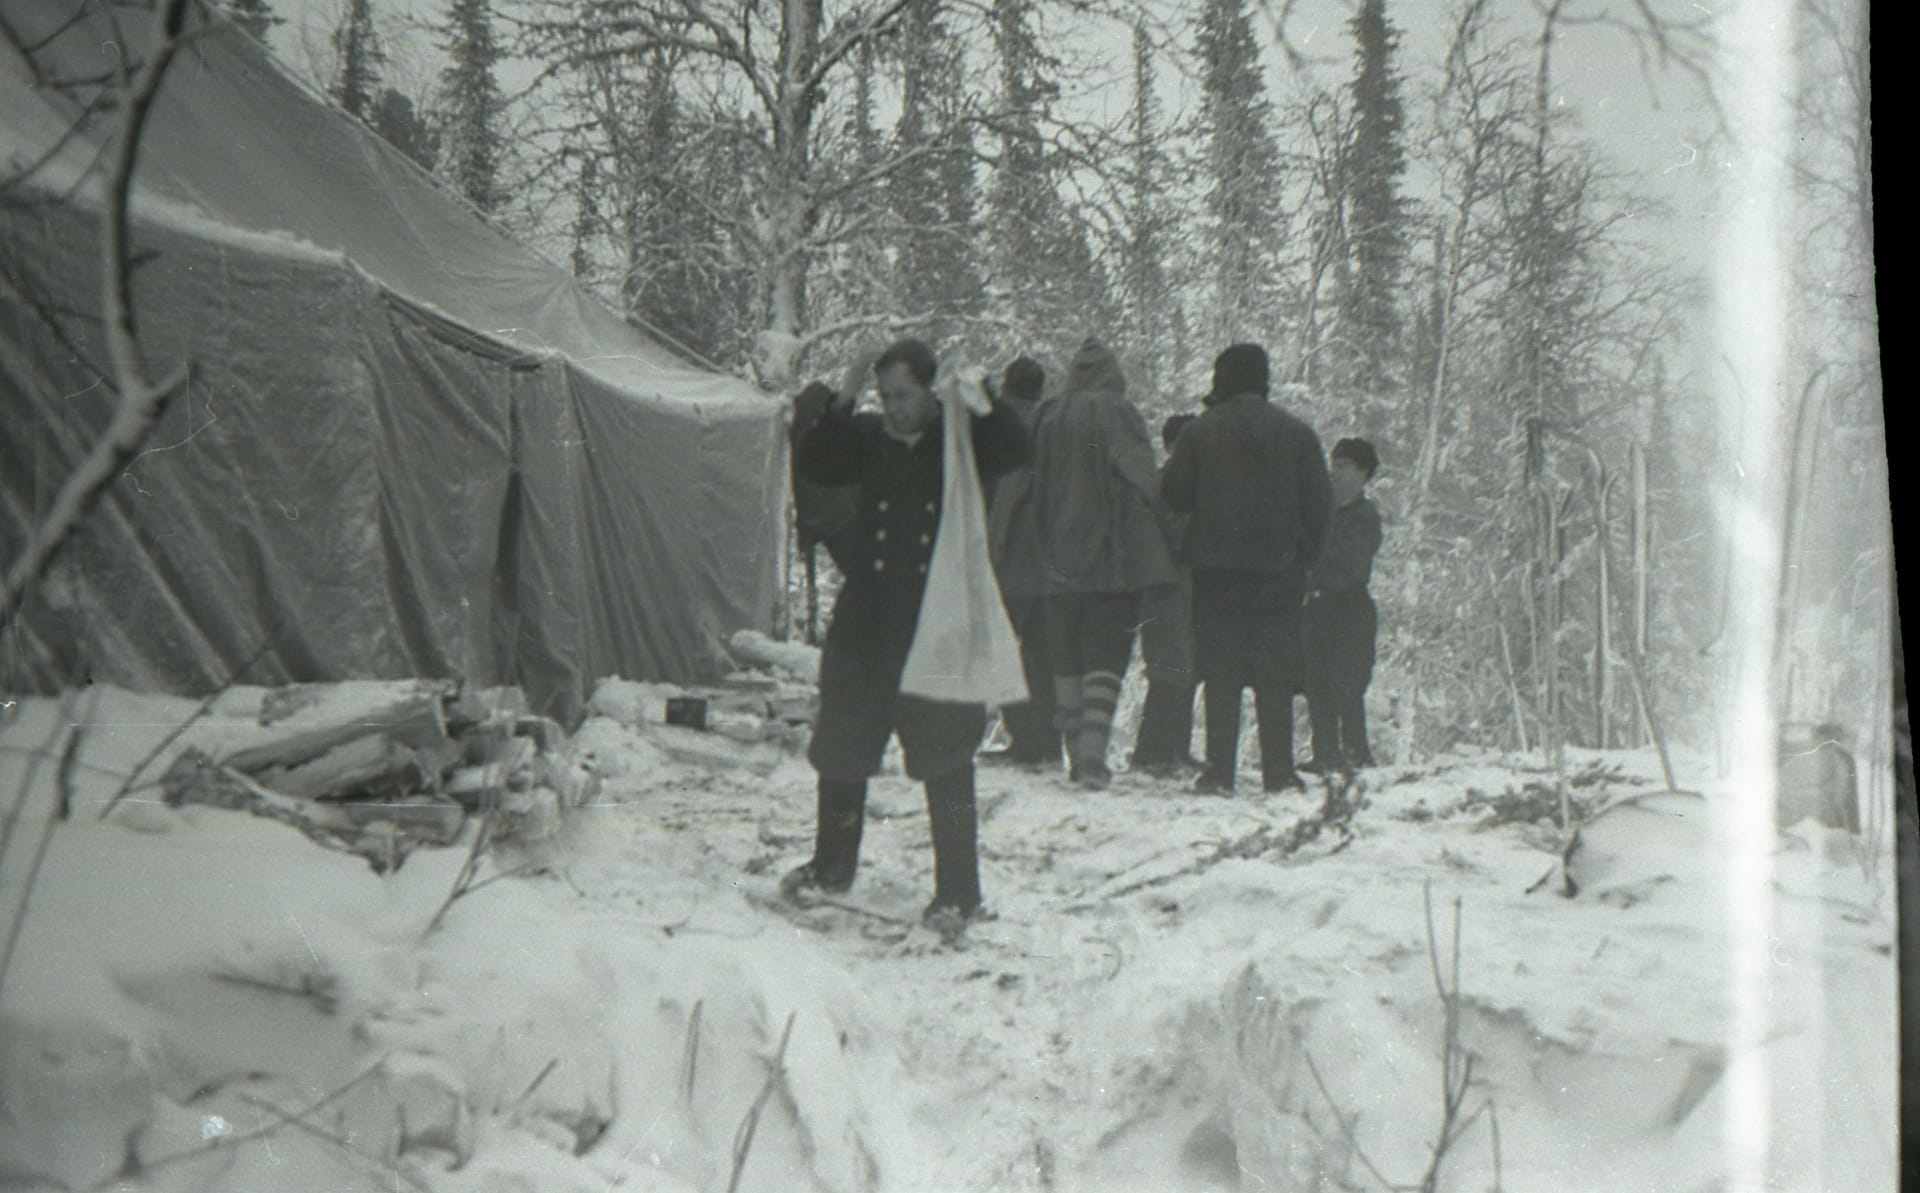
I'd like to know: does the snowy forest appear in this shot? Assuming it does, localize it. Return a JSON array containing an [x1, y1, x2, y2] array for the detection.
[[0, 0, 1901, 1192], [251, 0, 1884, 766]]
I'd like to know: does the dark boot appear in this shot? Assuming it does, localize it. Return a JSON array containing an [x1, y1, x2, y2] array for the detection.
[[1008, 604, 1062, 763], [993, 699, 1061, 765], [923, 765, 982, 914], [1302, 685, 1341, 774], [1201, 682, 1243, 790], [1255, 686, 1303, 791], [1133, 674, 1197, 770], [783, 777, 866, 897]]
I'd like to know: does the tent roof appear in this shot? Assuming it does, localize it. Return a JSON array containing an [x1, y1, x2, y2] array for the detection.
[[0, 0, 766, 410]]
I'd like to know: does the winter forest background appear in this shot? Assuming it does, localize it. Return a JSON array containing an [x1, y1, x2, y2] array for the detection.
[[241, 0, 1879, 776]]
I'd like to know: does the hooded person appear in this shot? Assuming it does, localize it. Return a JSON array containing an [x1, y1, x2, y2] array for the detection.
[[1162, 344, 1333, 794], [1028, 338, 1179, 788], [981, 356, 1062, 767]]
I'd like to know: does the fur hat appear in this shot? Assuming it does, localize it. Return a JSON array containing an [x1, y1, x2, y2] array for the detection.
[[1209, 343, 1269, 402], [1332, 437, 1380, 478]]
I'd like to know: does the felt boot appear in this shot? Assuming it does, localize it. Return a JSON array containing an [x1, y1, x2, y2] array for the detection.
[[1052, 674, 1084, 779], [1255, 686, 1304, 791], [1199, 682, 1243, 793], [923, 765, 983, 914], [781, 777, 866, 898]]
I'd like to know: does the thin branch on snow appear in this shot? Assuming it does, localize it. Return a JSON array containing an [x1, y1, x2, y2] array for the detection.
[[509, 1057, 560, 1114], [421, 812, 496, 941], [1301, 1047, 1404, 1192], [0, 692, 95, 1006], [101, 1058, 395, 1191], [234, 1091, 433, 1193], [727, 1011, 797, 1193], [681, 998, 705, 1103], [98, 634, 278, 822]]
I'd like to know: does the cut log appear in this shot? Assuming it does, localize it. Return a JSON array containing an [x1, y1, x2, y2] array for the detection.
[[257, 734, 427, 801], [445, 685, 530, 731], [225, 689, 451, 774], [728, 629, 820, 682], [333, 797, 465, 844], [163, 751, 456, 872], [768, 693, 818, 725], [446, 738, 538, 808]]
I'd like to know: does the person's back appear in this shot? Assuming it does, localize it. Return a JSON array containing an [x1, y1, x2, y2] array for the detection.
[[1160, 344, 1331, 794], [1165, 395, 1329, 575], [1025, 338, 1176, 788], [1030, 339, 1175, 595]]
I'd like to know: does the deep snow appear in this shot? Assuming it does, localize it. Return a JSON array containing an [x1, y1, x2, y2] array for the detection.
[[0, 680, 1899, 1192]]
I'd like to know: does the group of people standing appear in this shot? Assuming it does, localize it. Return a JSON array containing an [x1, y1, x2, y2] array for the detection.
[[782, 337, 1382, 931]]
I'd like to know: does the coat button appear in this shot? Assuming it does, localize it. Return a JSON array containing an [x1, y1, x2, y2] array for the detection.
[[876, 528, 887, 541], [924, 501, 935, 514], [919, 533, 931, 546], [917, 562, 928, 574], [873, 559, 885, 572], [877, 499, 889, 512]]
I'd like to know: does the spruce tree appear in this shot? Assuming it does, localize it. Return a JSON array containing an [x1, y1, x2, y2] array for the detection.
[[1123, 23, 1173, 399], [984, 0, 1114, 343], [1193, 0, 1285, 343], [890, 0, 977, 323], [330, 0, 383, 122], [1343, 0, 1411, 399], [226, 0, 280, 43], [441, 0, 505, 215], [370, 88, 439, 170]]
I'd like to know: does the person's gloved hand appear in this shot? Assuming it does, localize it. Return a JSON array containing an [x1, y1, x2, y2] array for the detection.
[[834, 347, 879, 416], [940, 366, 994, 416]]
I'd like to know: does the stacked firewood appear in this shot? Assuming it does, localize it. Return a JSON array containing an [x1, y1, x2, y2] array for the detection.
[[161, 681, 597, 872]]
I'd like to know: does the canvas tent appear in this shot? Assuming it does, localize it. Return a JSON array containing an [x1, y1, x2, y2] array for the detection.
[[0, 2, 788, 722]]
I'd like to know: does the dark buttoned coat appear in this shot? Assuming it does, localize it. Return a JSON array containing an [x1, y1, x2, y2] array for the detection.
[[796, 398, 1032, 780], [797, 400, 1031, 664]]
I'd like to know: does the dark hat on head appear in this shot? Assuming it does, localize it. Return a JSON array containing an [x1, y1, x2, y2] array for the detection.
[[1332, 437, 1380, 478], [1209, 343, 1269, 401], [1162, 413, 1197, 451], [1000, 356, 1046, 404]]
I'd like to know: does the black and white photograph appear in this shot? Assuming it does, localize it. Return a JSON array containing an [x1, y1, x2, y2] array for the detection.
[[0, 0, 1897, 1189]]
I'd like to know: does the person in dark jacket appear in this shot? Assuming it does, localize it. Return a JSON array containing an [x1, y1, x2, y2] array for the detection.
[[981, 356, 1060, 768], [1029, 338, 1179, 789], [1301, 438, 1384, 772], [781, 338, 1032, 927], [789, 380, 861, 642], [1130, 411, 1204, 776], [1162, 344, 1333, 794]]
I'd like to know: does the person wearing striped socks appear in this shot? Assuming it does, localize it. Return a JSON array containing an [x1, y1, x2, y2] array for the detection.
[[1028, 338, 1178, 789]]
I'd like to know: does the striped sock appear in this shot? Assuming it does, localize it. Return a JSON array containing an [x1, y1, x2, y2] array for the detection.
[[1076, 670, 1123, 775]]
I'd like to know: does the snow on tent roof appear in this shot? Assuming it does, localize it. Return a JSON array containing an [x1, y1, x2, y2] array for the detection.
[[0, 2, 788, 720], [0, 1, 756, 408]]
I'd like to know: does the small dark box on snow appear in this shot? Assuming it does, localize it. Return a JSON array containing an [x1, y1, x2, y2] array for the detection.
[[665, 696, 708, 729]]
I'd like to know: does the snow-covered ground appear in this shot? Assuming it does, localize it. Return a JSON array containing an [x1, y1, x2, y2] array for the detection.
[[0, 681, 1898, 1192]]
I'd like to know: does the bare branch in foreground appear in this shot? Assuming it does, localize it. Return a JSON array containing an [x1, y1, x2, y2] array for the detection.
[[98, 634, 277, 821], [0, 0, 195, 634]]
